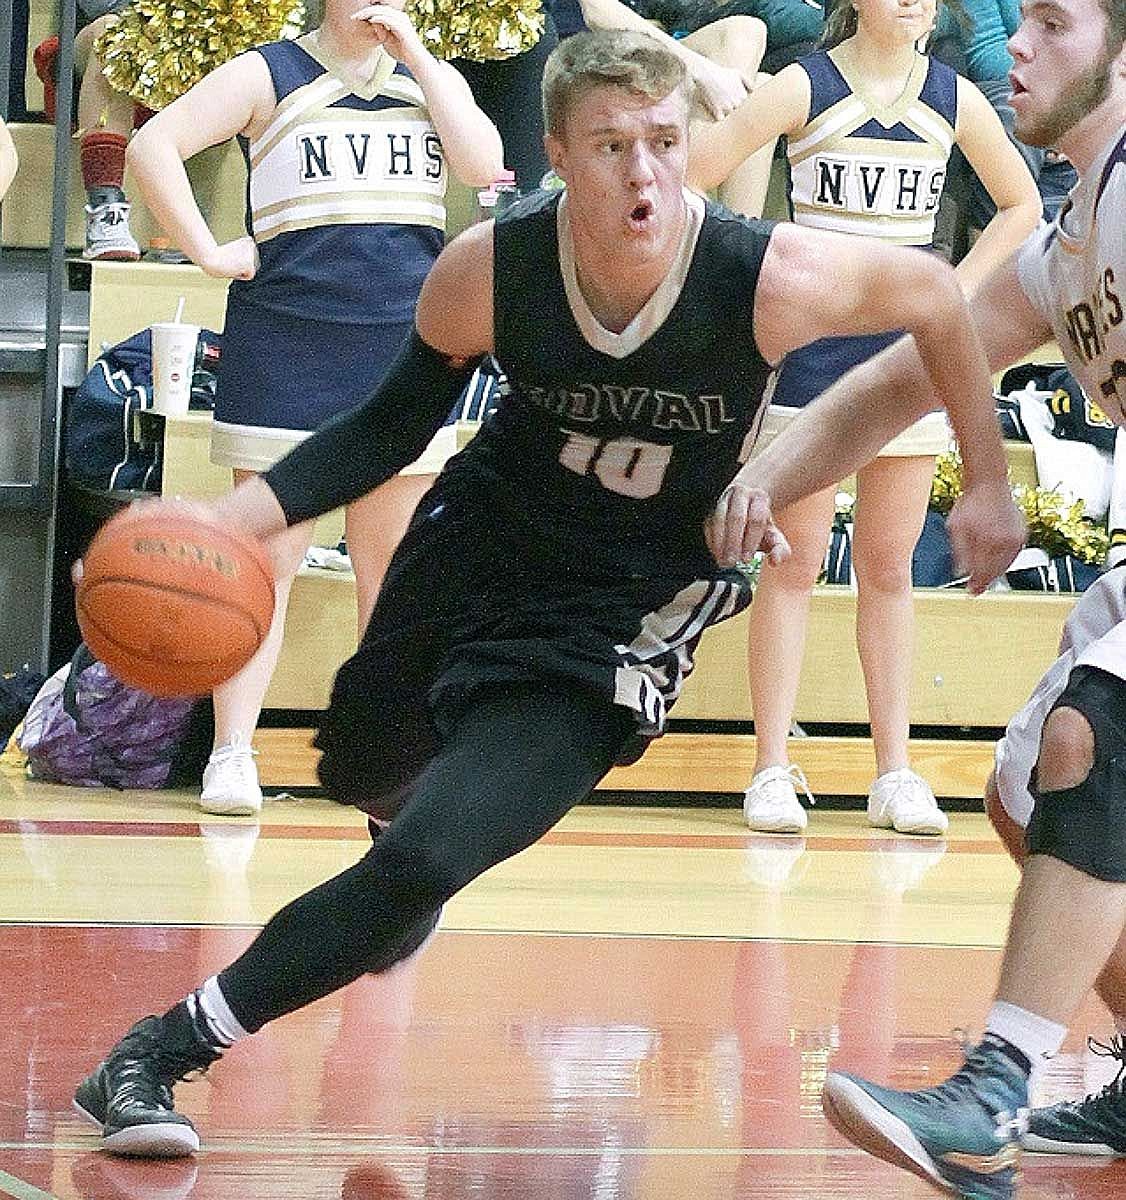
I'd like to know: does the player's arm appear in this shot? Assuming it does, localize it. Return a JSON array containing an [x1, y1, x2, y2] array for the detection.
[[950, 79, 1042, 295], [125, 54, 276, 278], [711, 228, 1040, 589], [212, 221, 496, 538], [686, 64, 809, 193]]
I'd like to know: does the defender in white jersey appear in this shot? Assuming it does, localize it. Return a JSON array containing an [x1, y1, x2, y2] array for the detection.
[[738, 1, 1126, 1195]]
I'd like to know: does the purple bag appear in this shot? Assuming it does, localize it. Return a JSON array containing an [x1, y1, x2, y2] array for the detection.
[[19, 645, 213, 789]]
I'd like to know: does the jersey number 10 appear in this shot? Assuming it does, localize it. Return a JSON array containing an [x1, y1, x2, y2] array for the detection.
[[559, 432, 674, 499]]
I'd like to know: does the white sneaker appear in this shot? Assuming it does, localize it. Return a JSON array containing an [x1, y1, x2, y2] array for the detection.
[[199, 733, 263, 816], [742, 765, 812, 833], [867, 768, 948, 835], [83, 201, 140, 261]]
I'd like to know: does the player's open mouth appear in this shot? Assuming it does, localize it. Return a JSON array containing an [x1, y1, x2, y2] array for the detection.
[[1009, 74, 1027, 99], [628, 200, 654, 229]]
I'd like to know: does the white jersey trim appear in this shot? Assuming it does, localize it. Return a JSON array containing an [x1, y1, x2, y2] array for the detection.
[[557, 188, 705, 360]]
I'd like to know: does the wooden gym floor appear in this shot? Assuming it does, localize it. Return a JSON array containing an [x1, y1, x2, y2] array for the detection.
[[2, 762, 1124, 1200]]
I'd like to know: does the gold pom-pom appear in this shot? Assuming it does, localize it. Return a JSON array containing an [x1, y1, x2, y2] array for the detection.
[[406, 0, 544, 62], [929, 450, 964, 515], [1014, 485, 1109, 565], [932, 451, 1107, 565], [95, 0, 305, 111]]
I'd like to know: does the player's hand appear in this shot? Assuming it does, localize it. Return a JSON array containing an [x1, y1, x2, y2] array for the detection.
[[687, 56, 751, 122], [946, 481, 1027, 595], [706, 479, 791, 567], [352, 4, 425, 64], [200, 237, 258, 281]]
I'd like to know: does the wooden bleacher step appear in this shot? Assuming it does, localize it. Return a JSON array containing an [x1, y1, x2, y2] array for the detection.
[[254, 727, 998, 801]]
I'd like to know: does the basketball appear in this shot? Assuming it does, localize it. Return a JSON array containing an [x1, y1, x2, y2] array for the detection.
[[76, 506, 275, 698]]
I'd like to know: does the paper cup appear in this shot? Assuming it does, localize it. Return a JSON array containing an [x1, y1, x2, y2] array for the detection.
[[151, 322, 200, 416]]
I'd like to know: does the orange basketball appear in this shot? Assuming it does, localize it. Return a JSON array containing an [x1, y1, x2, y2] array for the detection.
[[76, 506, 275, 697]]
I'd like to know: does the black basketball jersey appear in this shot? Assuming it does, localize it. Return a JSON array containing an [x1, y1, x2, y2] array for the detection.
[[445, 189, 776, 576]]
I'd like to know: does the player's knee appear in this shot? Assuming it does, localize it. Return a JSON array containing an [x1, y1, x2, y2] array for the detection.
[[375, 836, 467, 911], [316, 750, 412, 821], [1027, 668, 1126, 882], [1036, 706, 1095, 792]]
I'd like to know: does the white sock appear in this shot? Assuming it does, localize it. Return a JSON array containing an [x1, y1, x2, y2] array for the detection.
[[986, 1000, 1067, 1071], [188, 975, 249, 1048]]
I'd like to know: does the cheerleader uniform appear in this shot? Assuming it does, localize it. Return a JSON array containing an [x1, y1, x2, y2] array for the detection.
[[757, 44, 959, 457], [211, 33, 446, 472]]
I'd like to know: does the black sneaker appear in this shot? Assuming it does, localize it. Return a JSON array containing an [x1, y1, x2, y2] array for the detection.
[[1023, 1036, 1126, 1155], [74, 1014, 219, 1157]]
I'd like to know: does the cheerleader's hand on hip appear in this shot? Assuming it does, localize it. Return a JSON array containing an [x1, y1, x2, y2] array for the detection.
[[200, 236, 258, 281]]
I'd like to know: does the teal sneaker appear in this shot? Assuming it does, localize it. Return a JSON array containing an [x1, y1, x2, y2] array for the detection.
[[822, 1036, 1029, 1199], [1023, 1036, 1126, 1155]]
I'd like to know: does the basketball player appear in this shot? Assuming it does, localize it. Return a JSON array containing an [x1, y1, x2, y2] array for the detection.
[[71, 29, 1021, 1158], [744, 2, 1126, 1196]]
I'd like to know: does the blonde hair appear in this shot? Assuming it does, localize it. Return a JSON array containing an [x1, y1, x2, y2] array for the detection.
[[542, 29, 691, 139]]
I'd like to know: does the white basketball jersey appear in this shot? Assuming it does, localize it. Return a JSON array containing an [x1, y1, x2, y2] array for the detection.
[[1016, 129, 1126, 425]]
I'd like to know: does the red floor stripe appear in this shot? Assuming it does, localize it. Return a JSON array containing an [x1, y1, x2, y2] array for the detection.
[[0, 818, 1004, 853]]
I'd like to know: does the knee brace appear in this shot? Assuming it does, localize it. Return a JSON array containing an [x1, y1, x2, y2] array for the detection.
[[1027, 666, 1126, 882]]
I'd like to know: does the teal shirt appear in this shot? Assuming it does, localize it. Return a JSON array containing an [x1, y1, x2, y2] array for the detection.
[[756, 0, 823, 49], [753, 0, 960, 53], [960, 0, 1020, 81]]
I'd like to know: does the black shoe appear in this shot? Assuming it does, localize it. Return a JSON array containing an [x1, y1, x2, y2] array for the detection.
[[1023, 1036, 1126, 1155], [74, 1014, 219, 1157]]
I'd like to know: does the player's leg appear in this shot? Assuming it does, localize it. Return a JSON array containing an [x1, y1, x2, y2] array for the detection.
[[823, 667, 1126, 1194], [680, 16, 774, 217], [74, 681, 634, 1156], [989, 689, 1126, 1154], [202, 468, 315, 815], [851, 454, 947, 835], [345, 473, 435, 636], [1000, 680, 1126, 1155], [744, 482, 836, 831], [985, 770, 1027, 863]]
